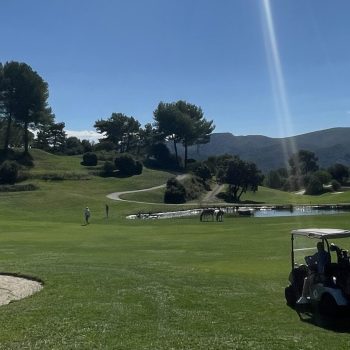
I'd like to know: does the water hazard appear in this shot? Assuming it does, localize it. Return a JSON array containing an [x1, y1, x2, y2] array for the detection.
[[126, 205, 350, 220]]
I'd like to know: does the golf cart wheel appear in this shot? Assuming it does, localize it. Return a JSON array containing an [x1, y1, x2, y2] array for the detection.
[[319, 293, 338, 317], [285, 285, 297, 307]]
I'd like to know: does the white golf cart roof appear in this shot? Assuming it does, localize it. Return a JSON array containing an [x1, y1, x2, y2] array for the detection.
[[292, 228, 350, 239]]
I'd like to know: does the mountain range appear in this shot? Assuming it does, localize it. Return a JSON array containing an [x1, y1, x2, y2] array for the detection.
[[170, 127, 350, 173]]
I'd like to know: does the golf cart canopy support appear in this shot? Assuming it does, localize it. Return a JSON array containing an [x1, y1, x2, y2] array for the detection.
[[291, 228, 350, 239]]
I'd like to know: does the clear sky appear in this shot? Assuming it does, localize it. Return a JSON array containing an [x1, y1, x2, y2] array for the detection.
[[1, 0, 350, 139]]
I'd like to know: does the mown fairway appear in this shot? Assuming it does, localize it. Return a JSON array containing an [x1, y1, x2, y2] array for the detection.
[[1, 151, 350, 349]]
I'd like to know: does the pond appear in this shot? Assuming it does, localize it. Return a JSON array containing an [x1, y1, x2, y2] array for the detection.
[[126, 205, 350, 220]]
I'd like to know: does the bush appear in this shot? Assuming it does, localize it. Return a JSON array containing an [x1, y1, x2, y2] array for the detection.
[[0, 183, 38, 192], [150, 143, 171, 163], [17, 152, 34, 167], [331, 179, 341, 191], [134, 161, 143, 175], [313, 170, 331, 185], [94, 141, 115, 152], [183, 176, 207, 200], [102, 161, 115, 177], [0, 160, 19, 184], [164, 177, 186, 203], [264, 170, 284, 189], [37, 172, 91, 181], [115, 154, 136, 175], [95, 151, 116, 162], [283, 175, 302, 192], [114, 154, 143, 176], [305, 176, 324, 195], [193, 164, 212, 182], [328, 163, 349, 185], [82, 152, 98, 166]]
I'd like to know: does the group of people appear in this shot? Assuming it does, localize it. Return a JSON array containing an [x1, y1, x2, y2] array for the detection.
[[83, 204, 109, 225]]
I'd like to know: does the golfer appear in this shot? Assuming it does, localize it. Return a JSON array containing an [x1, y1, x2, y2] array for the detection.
[[84, 207, 91, 224]]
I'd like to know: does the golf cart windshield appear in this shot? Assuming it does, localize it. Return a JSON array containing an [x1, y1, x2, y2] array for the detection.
[[293, 235, 322, 267]]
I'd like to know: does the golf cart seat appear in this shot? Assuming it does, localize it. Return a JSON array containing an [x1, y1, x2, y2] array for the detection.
[[289, 265, 308, 294]]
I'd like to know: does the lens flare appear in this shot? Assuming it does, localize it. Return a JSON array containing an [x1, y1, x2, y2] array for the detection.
[[260, 0, 298, 167]]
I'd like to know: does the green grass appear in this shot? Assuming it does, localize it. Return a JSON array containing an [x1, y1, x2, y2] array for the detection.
[[121, 184, 350, 206], [244, 186, 350, 205], [1, 150, 350, 349]]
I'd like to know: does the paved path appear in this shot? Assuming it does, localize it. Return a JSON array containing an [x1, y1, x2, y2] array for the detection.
[[107, 175, 225, 205], [202, 183, 224, 203], [106, 174, 188, 204]]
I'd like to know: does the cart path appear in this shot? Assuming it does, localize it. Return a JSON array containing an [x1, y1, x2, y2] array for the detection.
[[106, 174, 188, 204], [107, 175, 225, 205], [202, 183, 224, 202]]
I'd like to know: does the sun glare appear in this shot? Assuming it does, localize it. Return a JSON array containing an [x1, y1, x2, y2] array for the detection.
[[260, 0, 298, 166]]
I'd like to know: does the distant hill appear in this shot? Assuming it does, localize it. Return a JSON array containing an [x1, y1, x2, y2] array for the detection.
[[169, 127, 350, 172]]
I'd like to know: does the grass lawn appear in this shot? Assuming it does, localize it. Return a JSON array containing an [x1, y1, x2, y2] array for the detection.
[[1, 150, 350, 349], [2, 214, 350, 349]]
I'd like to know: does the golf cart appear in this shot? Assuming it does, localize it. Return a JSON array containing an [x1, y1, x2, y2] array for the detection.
[[285, 228, 350, 315]]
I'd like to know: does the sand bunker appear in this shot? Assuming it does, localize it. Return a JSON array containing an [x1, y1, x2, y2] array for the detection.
[[0, 275, 43, 306]]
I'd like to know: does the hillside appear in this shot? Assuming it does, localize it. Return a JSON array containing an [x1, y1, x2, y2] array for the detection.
[[169, 127, 350, 172]]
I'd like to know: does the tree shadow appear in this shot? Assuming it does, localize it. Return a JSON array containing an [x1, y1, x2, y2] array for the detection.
[[215, 192, 266, 204]]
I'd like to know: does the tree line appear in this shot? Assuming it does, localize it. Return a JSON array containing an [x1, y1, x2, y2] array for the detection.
[[264, 149, 349, 194], [2, 61, 347, 202], [0, 61, 215, 171]]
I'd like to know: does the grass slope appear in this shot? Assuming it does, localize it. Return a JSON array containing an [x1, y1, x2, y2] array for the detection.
[[1, 150, 350, 349]]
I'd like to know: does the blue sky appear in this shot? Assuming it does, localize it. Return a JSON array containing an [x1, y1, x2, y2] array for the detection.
[[1, 0, 350, 139]]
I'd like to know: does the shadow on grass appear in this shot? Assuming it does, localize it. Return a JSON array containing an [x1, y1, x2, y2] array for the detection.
[[215, 193, 265, 204], [0, 272, 44, 284], [299, 311, 350, 333], [289, 304, 350, 333]]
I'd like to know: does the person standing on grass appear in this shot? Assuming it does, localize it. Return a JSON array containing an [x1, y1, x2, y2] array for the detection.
[[105, 204, 109, 218], [84, 207, 91, 224]]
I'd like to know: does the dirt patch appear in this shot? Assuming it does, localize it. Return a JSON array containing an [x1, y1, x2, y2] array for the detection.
[[0, 275, 43, 306]]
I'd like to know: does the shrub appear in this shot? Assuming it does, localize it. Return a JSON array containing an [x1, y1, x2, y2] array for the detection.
[[283, 175, 302, 192], [0, 160, 19, 184], [193, 164, 212, 182], [94, 141, 115, 152], [305, 176, 324, 195], [264, 170, 284, 189], [164, 177, 186, 203], [0, 183, 38, 192], [17, 152, 34, 167], [36, 172, 91, 181], [313, 170, 331, 185], [115, 154, 136, 175], [102, 161, 115, 177], [95, 151, 116, 162], [134, 161, 143, 175], [114, 154, 143, 176], [150, 143, 171, 163], [147, 143, 181, 170], [183, 176, 207, 200], [82, 152, 98, 166], [328, 163, 349, 185], [331, 179, 341, 191]]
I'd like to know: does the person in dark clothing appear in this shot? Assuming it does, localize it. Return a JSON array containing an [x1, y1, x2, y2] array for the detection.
[[297, 241, 331, 304], [84, 207, 91, 224]]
